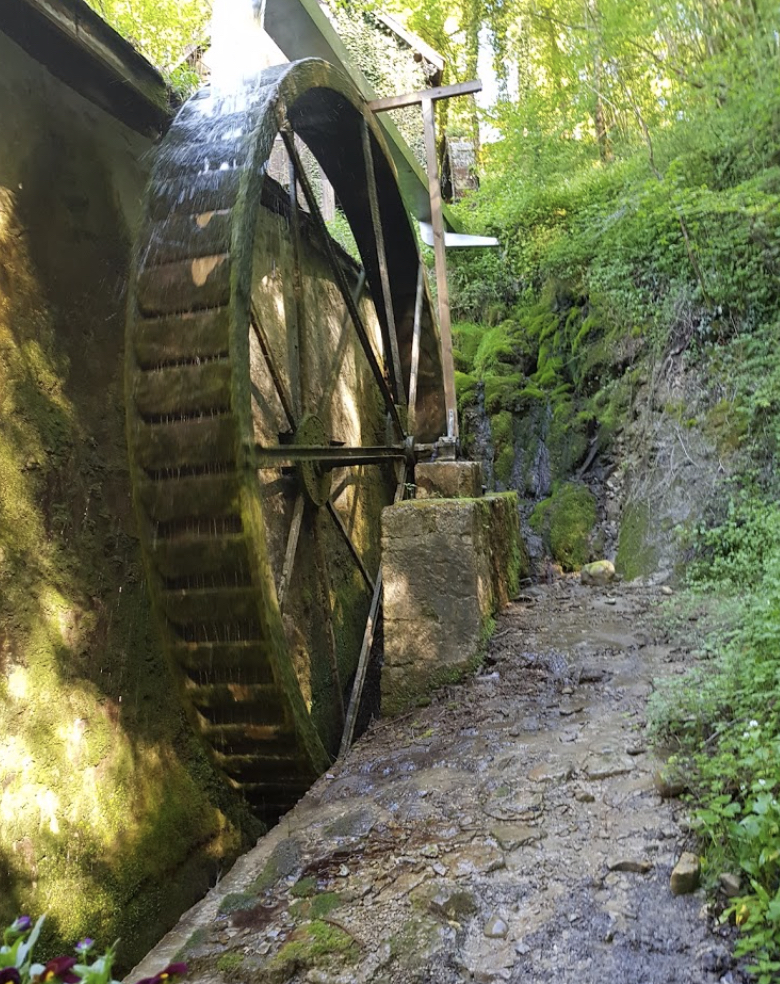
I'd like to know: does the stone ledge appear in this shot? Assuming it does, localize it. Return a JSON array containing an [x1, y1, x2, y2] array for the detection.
[[381, 493, 529, 716]]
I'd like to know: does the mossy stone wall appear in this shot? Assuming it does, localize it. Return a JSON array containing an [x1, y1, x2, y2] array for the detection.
[[380, 493, 528, 715], [0, 31, 258, 968]]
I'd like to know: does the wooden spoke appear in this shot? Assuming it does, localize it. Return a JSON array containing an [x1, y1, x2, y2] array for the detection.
[[326, 500, 375, 593], [251, 307, 297, 430], [313, 516, 344, 729], [316, 269, 367, 419], [278, 122, 405, 439], [286, 151, 305, 420], [361, 119, 406, 407], [338, 462, 408, 758], [277, 492, 305, 611], [407, 263, 425, 436]]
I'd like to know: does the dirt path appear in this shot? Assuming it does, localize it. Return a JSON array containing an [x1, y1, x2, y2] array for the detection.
[[131, 579, 743, 984]]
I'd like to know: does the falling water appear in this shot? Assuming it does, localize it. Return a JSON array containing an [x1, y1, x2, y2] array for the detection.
[[207, 0, 278, 100]]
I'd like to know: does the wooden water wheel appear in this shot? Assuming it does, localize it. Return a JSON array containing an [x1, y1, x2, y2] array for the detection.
[[126, 59, 446, 818]]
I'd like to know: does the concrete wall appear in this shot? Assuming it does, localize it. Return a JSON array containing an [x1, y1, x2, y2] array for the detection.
[[0, 29, 258, 966]]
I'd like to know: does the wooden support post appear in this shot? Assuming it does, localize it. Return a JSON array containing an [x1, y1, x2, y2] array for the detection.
[[421, 96, 458, 438]]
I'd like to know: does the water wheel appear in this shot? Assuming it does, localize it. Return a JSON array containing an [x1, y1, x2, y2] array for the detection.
[[126, 59, 446, 819]]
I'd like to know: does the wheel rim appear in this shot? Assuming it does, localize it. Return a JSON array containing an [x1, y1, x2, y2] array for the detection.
[[126, 59, 444, 819]]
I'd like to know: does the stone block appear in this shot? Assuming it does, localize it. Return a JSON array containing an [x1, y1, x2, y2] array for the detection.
[[415, 461, 484, 500], [380, 493, 529, 715]]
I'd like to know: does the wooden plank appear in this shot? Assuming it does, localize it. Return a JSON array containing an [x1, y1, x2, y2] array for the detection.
[[0, 0, 169, 135], [367, 79, 482, 114], [422, 97, 458, 439], [375, 13, 445, 74]]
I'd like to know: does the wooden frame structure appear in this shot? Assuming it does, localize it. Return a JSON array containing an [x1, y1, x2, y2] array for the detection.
[[368, 79, 483, 441]]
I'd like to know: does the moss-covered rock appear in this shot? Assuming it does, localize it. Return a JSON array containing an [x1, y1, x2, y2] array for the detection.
[[616, 501, 658, 581], [530, 484, 598, 571]]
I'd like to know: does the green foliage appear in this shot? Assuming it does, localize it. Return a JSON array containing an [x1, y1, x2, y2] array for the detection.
[[650, 495, 780, 978], [83, 0, 210, 88]]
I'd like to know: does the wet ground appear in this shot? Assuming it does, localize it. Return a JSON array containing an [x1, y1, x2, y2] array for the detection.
[[130, 578, 744, 984]]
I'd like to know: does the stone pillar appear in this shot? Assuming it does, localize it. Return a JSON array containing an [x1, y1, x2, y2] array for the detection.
[[380, 493, 528, 715]]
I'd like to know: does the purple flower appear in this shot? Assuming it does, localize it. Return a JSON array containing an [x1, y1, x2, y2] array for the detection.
[[74, 940, 93, 956], [0, 969, 22, 984], [10, 919, 31, 936], [37, 957, 80, 984], [133, 963, 188, 984]]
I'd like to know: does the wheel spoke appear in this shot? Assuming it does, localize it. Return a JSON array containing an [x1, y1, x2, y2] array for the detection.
[[255, 443, 406, 469], [326, 500, 375, 593], [316, 269, 367, 419], [361, 119, 406, 407], [407, 263, 425, 436], [313, 516, 345, 728], [278, 121, 405, 439], [251, 308, 297, 430], [277, 492, 305, 611], [338, 463, 408, 758]]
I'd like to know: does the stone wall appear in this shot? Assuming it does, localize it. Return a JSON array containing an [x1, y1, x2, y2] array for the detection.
[[381, 493, 528, 715], [0, 29, 259, 966]]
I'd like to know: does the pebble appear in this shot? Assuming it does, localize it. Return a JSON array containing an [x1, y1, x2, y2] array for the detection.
[[607, 858, 653, 874], [653, 767, 687, 798], [671, 853, 701, 895], [718, 872, 741, 898], [484, 915, 509, 939]]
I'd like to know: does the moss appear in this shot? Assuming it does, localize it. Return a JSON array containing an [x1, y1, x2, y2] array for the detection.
[[268, 920, 357, 975], [290, 876, 317, 898], [252, 839, 302, 893], [455, 371, 478, 412], [293, 891, 344, 921], [382, 647, 486, 718], [531, 483, 597, 571], [219, 892, 259, 915], [483, 373, 523, 413], [704, 398, 749, 456], [216, 953, 245, 974], [616, 501, 658, 580]]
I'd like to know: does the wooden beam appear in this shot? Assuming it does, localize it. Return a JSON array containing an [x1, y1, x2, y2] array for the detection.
[[367, 79, 482, 114], [421, 96, 458, 439], [0, 0, 169, 136]]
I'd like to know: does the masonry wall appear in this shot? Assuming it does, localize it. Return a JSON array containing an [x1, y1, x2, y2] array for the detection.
[[0, 30, 259, 966]]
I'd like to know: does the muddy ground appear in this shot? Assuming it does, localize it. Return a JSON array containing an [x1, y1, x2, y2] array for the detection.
[[130, 578, 744, 984]]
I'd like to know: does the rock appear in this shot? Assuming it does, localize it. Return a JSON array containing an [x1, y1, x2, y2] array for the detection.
[[653, 766, 687, 798], [583, 754, 635, 780], [661, 585, 674, 595], [490, 824, 541, 851], [578, 666, 607, 684], [718, 872, 741, 898], [671, 852, 701, 895], [528, 760, 574, 783], [484, 915, 509, 939], [607, 858, 653, 874], [574, 788, 595, 803], [581, 560, 616, 586], [429, 887, 478, 921]]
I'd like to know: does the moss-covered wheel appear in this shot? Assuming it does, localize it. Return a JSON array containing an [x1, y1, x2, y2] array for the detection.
[[126, 59, 445, 819]]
